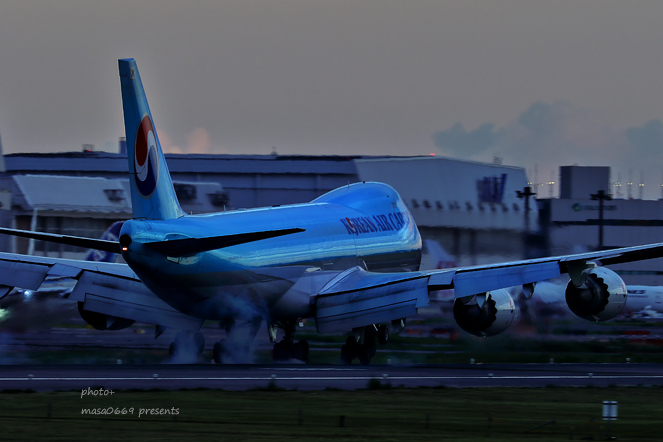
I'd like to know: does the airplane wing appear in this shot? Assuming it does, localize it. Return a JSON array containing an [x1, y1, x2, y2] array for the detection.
[[427, 242, 663, 296], [314, 242, 663, 333], [0, 232, 661, 335], [0, 252, 203, 332]]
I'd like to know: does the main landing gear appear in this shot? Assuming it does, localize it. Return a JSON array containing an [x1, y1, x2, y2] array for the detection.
[[169, 331, 205, 363], [341, 324, 389, 365], [212, 317, 261, 364], [270, 320, 309, 363]]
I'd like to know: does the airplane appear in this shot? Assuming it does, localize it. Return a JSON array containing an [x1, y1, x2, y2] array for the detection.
[[516, 280, 663, 321], [0, 58, 662, 365], [0, 221, 124, 331], [624, 285, 663, 317], [9, 221, 123, 298]]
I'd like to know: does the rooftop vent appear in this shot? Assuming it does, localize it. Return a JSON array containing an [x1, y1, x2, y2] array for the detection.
[[209, 191, 230, 207], [174, 183, 197, 201], [104, 189, 125, 202]]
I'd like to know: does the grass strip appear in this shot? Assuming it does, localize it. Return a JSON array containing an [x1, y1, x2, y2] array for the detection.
[[0, 386, 660, 441]]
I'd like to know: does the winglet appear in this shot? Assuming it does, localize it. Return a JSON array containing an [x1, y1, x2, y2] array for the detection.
[[118, 59, 184, 220]]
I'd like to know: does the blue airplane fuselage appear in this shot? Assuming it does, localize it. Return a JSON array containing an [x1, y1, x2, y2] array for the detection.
[[120, 182, 422, 322]]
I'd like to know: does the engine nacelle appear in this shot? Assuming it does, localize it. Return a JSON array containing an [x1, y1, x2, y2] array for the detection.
[[453, 289, 516, 337], [77, 302, 135, 331], [565, 267, 626, 322]]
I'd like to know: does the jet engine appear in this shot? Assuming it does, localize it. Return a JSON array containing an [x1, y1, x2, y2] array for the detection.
[[565, 267, 626, 322], [453, 289, 516, 337], [77, 302, 135, 331]]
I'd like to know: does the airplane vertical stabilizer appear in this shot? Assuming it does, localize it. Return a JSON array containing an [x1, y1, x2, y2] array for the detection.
[[118, 59, 183, 220]]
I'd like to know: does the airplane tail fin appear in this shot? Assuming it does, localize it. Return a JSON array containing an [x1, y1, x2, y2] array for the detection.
[[118, 59, 183, 220]]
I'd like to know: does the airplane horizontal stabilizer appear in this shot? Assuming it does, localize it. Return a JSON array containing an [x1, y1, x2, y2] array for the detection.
[[0, 227, 121, 254], [144, 227, 306, 257]]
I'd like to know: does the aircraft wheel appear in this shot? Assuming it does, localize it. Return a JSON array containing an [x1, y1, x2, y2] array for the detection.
[[358, 344, 372, 366], [364, 327, 377, 357], [341, 336, 358, 365], [340, 344, 353, 365], [366, 339, 377, 357], [273, 341, 290, 361], [293, 340, 309, 362], [169, 341, 177, 357], [378, 324, 389, 345]]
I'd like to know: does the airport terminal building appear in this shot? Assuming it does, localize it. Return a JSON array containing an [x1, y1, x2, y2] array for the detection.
[[538, 166, 663, 285]]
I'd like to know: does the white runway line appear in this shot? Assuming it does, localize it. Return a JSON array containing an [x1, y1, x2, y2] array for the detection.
[[2, 374, 663, 382]]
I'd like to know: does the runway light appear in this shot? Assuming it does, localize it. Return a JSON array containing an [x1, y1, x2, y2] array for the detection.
[[429, 153, 436, 156]]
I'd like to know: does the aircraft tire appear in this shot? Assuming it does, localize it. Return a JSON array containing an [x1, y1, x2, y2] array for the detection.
[[367, 341, 377, 358], [293, 340, 309, 362], [273, 341, 290, 361], [341, 336, 359, 365], [378, 325, 389, 345], [358, 344, 372, 366], [364, 326, 377, 357], [340, 344, 353, 365]]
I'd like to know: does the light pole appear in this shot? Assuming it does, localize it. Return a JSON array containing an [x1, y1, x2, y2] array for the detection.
[[590, 190, 612, 250], [516, 186, 536, 233]]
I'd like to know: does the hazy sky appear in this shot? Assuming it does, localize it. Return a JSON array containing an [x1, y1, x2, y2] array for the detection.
[[2, 1, 663, 198]]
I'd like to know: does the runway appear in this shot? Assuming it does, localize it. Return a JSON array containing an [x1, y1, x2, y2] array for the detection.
[[0, 362, 661, 392]]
